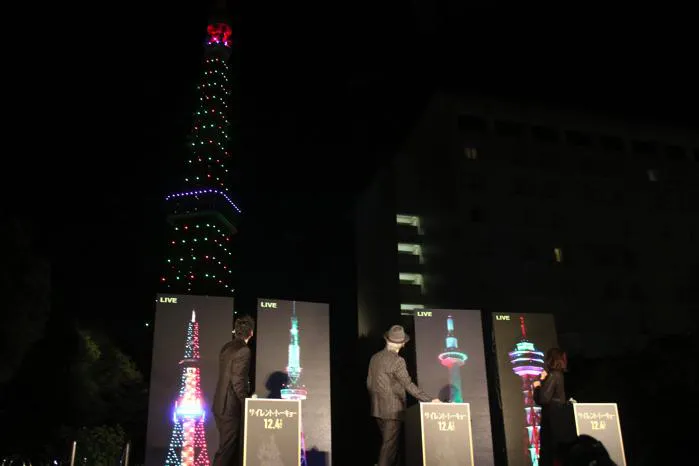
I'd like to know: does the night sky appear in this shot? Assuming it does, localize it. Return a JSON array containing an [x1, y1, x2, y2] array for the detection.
[[10, 3, 697, 360]]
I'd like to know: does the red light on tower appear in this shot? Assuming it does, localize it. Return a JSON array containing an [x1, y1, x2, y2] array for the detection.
[[206, 23, 232, 47]]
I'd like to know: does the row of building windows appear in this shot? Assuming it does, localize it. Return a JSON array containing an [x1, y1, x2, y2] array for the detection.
[[457, 114, 699, 164], [395, 212, 674, 267], [396, 215, 425, 314], [465, 146, 673, 184]]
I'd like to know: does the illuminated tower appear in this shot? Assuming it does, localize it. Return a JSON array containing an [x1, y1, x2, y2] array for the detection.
[[165, 311, 210, 466], [160, 0, 241, 296], [280, 302, 308, 466], [281, 303, 307, 400], [438, 315, 468, 402], [508, 316, 545, 466]]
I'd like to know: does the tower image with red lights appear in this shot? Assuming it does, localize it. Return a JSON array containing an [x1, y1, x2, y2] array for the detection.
[[438, 315, 468, 402], [165, 311, 210, 466], [160, 0, 241, 297], [509, 316, 545, 466]]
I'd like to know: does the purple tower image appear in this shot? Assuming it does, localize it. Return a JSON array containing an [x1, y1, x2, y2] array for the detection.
[[508, 316, 545, 466], [438, 315, 468, 402], [279, 302, 308, 465]]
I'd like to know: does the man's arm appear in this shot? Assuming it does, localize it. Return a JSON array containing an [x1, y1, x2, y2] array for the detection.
[[393, 356, 432, 402], [533, 372, 558, 405], [231, 345, 251, 402]]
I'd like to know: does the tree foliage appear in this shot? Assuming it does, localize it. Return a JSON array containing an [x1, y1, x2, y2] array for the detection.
[[1, 320, 147, 458], [69, 328, 147, 427], [63, 424, 127, 466], [0, 218, 50, 385]]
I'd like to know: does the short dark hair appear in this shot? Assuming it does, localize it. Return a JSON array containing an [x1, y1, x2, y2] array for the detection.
[[545, 347, 567, 371], [234, 315, 255, 339]]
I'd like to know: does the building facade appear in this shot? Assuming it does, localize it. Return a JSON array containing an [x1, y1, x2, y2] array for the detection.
[[357, 92, 699, 357]]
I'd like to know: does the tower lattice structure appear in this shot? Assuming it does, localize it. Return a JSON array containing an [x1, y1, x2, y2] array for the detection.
[[165, 311, 210, 466], [438, 314, 468, 403], [161, 2, 241, 296], [508, 316, 545, 466]]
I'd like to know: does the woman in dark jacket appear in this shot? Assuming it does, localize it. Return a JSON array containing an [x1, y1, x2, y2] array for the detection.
[[533, 348, 576, 466]]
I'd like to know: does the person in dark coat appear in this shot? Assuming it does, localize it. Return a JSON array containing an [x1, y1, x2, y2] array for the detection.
[[211, 315, 255, 466], [533, 348, 576, 466], [367, 325, 440, 466]]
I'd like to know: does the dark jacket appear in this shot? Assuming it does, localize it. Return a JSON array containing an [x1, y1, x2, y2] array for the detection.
[[366, 349, 432, 420], [212, 337, 251, 419], [534, 370, 576, 466]]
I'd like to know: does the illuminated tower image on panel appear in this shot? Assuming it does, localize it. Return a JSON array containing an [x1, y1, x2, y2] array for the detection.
[[281, 302, 307, 400], [161, 0, 241, 297], [280, 302, 308, 465], [165, 311, 211, 466], [509, 316, 545, 466], [438, 315, 468, 402]]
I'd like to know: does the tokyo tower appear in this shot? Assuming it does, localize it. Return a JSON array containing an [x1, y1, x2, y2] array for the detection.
[[508, 316, 545, 466], [160, 0, 241, 297], [438, 315, 468, 403], [165, 311, 210, 466]]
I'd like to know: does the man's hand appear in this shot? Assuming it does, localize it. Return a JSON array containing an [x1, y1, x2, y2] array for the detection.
[[540, 370, 548, 380], [532, 380, 541, 388], [431, 398, 441, 403]]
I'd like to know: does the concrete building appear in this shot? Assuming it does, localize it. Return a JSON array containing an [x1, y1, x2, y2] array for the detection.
[[357, 92, 699, 357]]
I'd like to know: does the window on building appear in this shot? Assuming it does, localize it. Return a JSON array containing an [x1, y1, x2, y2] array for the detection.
[[464, 147, 478, 159], [457, 115, 488, 133], [494, 120, 524, 138], [397, 243, 423, 263], [647, 169, 658, 182], [632, 140, 657, 155], [396, 214, 422, 233], [666, 145, 686, 162], [551, 212, 567, 231], [602, 281, 621, 300], [399, 273, 423, 286], [470, 207, 485, 222], [565, 130, 592, 147], [599, 135, 625, 151], [554, 247, 564, 263], [400, 303, 425, 311], [531, 125, 559, 143], [622, 249, 638, 270]]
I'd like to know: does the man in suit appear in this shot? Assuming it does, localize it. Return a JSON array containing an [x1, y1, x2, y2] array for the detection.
[[367, 325, 440, 466], [212, 315, 255, 466]]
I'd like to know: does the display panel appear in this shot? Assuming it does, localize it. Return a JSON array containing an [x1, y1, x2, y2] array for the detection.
[[145, 294, 235, 466], [420, 402, 474, 466], [413, 309, 494, 466], [255, 299, 331, 466], [243, 398, 302, 466], [573, 403, 627, 466], [492, 313, 558, 466]]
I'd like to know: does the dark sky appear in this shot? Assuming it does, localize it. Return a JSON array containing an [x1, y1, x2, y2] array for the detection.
[[10, 3, 697, 355]]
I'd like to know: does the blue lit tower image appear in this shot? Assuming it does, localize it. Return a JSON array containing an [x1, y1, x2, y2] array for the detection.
[[508, 316, 545, 466], [280, 301, 308, 465], [438, 315, 468, 402], [281, 302, 308, 400]]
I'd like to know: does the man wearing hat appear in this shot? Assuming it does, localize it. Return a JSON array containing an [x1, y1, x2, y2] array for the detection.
[[367, 325, 440, 466]]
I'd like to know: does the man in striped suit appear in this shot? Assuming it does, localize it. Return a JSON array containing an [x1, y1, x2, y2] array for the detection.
[[367, 325, 440, 466]]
